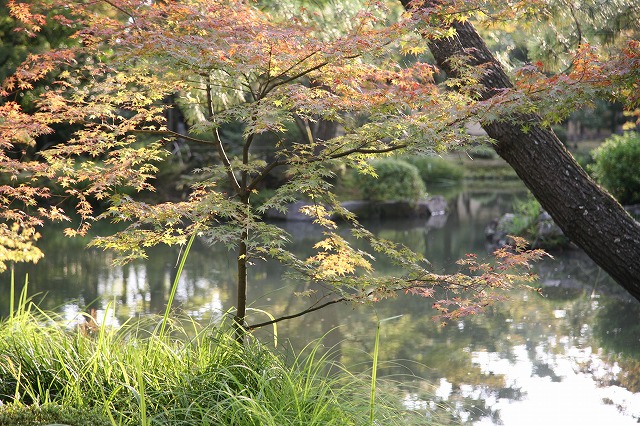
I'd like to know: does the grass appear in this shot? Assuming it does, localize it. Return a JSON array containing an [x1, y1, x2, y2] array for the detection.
[[0, 403, 111, 426], [369, 315, 404, 426], [0, 279, 446, 425]]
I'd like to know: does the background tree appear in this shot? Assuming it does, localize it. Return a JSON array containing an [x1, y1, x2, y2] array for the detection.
[[399, 0, 640, 298]]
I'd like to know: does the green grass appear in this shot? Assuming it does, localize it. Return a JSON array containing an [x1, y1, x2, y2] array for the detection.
[[0, 284, 444, 425], [0, 309, 343, 425], [0, 403, 111, 426]]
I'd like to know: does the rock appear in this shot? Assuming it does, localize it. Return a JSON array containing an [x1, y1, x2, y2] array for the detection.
[[485, 213, 516, 246], [536, 211, 565, 242], [426, 213, 448, 229], [339, 201, 420, 220], [486, 211, 569, 249], [340, 200, 374, 219], [424, 195, 447, 216]]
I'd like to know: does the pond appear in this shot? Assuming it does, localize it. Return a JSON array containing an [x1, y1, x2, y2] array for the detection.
[[2, 185, 640, 425]]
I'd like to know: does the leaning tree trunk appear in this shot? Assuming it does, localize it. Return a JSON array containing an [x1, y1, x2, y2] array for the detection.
[[400, 0, 640, 300]]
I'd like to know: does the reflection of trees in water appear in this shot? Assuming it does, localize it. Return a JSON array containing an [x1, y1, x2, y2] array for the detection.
[[587, 300, 640, 393], [579, 354, 640, 394], [0, 229, 110, 316], [0, 229, 235, 322], [594, 300, 640, 357], [536, 249, 629, 301], [322, 298, 525, 423]]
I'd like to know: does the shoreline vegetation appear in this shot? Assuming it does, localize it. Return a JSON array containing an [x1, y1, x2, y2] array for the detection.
[[0, 280, 452, 426]]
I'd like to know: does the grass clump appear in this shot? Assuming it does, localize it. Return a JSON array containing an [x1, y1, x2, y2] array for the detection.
[[505, 195, 542, 237], [0, 295, 422, 425], [501, 195, 570, 249], [463, 144, 498, 160], [0, 403, 111, 426]]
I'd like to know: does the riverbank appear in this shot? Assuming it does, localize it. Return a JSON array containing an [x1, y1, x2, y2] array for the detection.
[[0, 292, 444, 426]]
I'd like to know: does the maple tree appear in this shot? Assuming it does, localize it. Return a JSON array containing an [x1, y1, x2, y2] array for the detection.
[[13, 0, 629, 339]]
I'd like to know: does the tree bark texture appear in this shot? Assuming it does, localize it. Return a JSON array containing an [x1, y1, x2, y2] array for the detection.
[[401, 0, 640, 299]]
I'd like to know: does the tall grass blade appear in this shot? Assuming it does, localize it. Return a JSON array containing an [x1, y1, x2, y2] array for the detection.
[[370, 315, 403, 426], [17, 274, 30, 317], [246, 307, 278, 346], [9, 265, 14, 320], [133, 354, 148, 426], [160, 230, 197, 338]]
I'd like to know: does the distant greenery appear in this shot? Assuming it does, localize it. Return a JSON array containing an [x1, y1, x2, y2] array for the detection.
[[461, 160, 519, 180], [589, 131, 640, 205], [505, 195, 542, 237], [573, 150, 595, 171], [551, 124, 568, 144], [356, 158, 426, 202], [402, 156, 464, 185], [463, 144, 498, 160]]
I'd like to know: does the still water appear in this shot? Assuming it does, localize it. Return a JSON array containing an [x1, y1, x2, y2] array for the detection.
[[2, 187, 640, 425]]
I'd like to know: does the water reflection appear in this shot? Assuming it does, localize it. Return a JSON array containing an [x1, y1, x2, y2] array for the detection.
[[2, 188, 640, 425]]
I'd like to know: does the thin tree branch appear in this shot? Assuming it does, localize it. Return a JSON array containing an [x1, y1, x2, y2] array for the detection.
[[241, 133, 254, 193], [128, 129, 215, 145], [294, 115, 315, 145], [243, 134, 254, 170], [262, 51, 359, 95], [246, 296, 346, 330], [247, 158, 287, 191], [267, 50, 321, 90], [264, 60, 331, 93], [207, 83, 241, 194], [259, 44, 275, 99], [565, 0, 583, 47], [102, 0, 137, 23], [337, 144, 408, 156], [245, 279, 448, 331]]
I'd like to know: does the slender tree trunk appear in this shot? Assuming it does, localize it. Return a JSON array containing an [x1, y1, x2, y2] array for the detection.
[[235, 231, 248, 342], [401, 0, 640, 299]]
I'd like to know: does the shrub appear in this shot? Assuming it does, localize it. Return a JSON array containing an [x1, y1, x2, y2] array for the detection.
[[574, 151, 595, 171], [589, 132, 640, 205], [502, 195, 571, 249], [357, 158, 426, 202], [402, 156, 464, 184]]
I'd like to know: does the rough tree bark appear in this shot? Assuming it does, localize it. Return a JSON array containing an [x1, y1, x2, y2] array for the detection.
[[400, 0, 640, 300]]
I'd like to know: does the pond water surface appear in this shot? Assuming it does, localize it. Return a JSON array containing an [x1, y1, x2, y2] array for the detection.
[[2, 186, 640, 425]]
